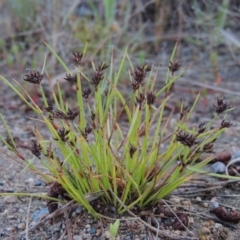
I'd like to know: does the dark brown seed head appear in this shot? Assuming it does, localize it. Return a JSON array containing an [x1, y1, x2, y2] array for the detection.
[[81, 124, 92, 140], [136, 93, 145, 107], [198, 122, 206, 134], [179, 106, 189, 120], [66, 108, 80, 121], [82, 88, 92, 99], [45, 146, 54, 159], [30, 140, 42, 159], [91, 71, 104, 89], [104, 88, 109, 97], [169, 60, 181, 75], [202, 142, 214, 153], [220, 119, 232, 129], [131, 81, 140, 91], [45, 104, 53, 113], [95, 62, 109, 72], [54, 128, 70, 142], [176, 131, 198, 147], [23, 70, 44, 84], [146, 91, 156, 105], [91, 111, 96, 121], [213, 97, 231, 115], [131, 69, 146, 84], [137, 63, 152, 72], [129, 144, 137, 158], [53, 110, 67, 120], [72, 52, 83, 65], [5, 136, 17, 150], [64, 74, 77, 84]]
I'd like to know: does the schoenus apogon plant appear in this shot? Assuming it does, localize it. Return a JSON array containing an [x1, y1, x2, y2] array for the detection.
[[0, 42, 236, 217]]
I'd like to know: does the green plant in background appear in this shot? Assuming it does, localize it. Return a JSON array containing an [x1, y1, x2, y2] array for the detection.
[[109, 219, 120, 239], [0, 42, 236, 217], [6, 0, 41, 30]]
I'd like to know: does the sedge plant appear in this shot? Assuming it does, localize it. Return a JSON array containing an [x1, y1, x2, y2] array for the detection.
[[0, 42, 235, 217]]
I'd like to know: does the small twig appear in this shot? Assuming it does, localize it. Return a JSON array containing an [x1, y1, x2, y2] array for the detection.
[[64, 209, 73, 240], [173, 185, 223, 195], [7, 193, 101, 240], [108, 189, 198, 240], [25, 196, 32, 240], [226, 157, 240, 176], [162, 199, 191, 233], [59, 229, 67, 240]]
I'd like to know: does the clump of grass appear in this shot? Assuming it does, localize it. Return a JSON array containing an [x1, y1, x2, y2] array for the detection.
[[0, 42, 235, 217]]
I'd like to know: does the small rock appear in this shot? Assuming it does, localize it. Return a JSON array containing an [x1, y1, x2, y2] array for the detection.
[[174, 230, 181, 236], [32, 208, 49, 221], [5, 227, 16, 233], [34, 181, 46, 186], [211, 162, 226, 174], [4, 189, 15, 193], [85, 224, 91, 229], [231, 151, 240, 162], [89, 227, 96, 234], [95, 229, 102, 236], [189, 217, 194, 224], [196, 197, 201, 202], [25, 178, 34, 184], [103, 231, 111, 239], [170, 196, 181, 204], [18, 222, 26, 230], [210, 202, 219, 211], [3, 196, 17, 203], [214, 223, 223, 229], [73, 236, 83, 240], [76, 207, 82, 214], [201, 227, 211, 235], [2, 209, 8, 216], [182, 200, 190, 207], [203, 202, 209, 208]]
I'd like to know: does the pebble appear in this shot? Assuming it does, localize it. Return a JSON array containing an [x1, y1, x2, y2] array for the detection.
[[211, 161, 226, 173], [85, 224, 91, 229], [231, 151, 240, 162], [196, 197, 201, 202], [189, 217, 194, 224], [95, 229, 102, 236], [214, 223, 223, 229], [5, 227, 16, 233], [32, 208, 49, 221], [201, 227, 211, 235], [89, 227, 96, 234], [210, 202, 219, 210], [34, 181, 46, 186], [76, 207, 82, 214], [174, 230, 181, 236], [203, 202, 209, 208], [25, 178, 34, 184], [3, 196, 17, 203], [18, 222, 26, 230], [182, 200, 190, 207], [2, 209, 9, 216], [170, 196, 181, 204]]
